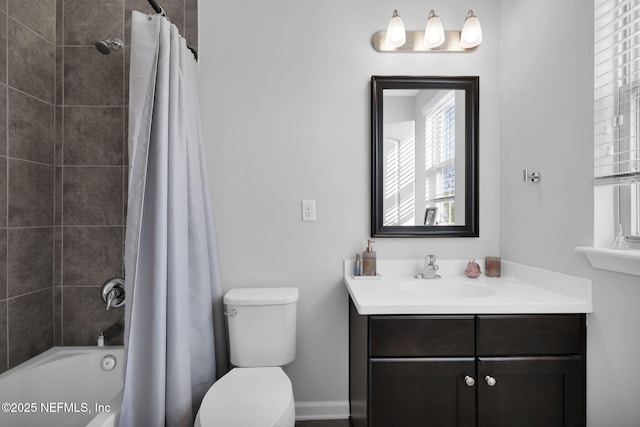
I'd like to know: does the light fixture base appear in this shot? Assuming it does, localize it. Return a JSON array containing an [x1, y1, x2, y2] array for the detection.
[[373, 30, 478, 52]]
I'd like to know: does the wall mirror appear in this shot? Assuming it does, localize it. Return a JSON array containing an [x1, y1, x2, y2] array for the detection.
[[371, 76, 479, 237]]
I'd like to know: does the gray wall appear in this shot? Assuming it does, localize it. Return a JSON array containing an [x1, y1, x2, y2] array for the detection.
[[199, 0, 502, 411], [500, 1, 640, 426]]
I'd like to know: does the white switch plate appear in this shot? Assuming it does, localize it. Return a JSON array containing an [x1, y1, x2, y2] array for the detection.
[[301, 200, 316, 221]]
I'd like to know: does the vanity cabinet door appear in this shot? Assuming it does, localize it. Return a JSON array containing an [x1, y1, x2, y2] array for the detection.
[[370, 358, 476, 427], [477, 357, 586, 427]]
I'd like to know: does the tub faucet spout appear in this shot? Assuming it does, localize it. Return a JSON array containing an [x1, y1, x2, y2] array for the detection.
[[102, 323, 123, 343]]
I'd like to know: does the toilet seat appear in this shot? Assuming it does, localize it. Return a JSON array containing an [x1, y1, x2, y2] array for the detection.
[[195, 367, 295, 427]]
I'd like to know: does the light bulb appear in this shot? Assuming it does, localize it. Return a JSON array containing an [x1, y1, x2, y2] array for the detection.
[[424, 10, 445, 49], [385, 9, 406, 48], [460, 10, 482, 48]]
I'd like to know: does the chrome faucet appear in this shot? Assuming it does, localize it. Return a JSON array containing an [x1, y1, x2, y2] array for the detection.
[[415, 255, 441, 279], [101, 278, 125, 311], [105, 289, 118, 310]]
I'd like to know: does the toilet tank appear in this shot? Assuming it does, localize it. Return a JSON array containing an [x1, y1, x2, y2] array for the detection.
[[224, 287, 298, 367]]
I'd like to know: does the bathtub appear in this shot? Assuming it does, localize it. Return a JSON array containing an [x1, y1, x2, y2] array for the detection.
[[0, 346, 123, 427]]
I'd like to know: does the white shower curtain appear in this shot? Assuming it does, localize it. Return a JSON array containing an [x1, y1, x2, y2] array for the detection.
[[121, 11, 227, 427]]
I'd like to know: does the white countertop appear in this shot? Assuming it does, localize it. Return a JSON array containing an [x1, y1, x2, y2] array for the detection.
[[344, 259, 593, 315]]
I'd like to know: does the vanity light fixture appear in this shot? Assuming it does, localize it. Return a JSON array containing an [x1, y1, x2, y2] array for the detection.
[[385, 10, 406, 48], [460, 10, 482, 48], [424, 10, 445, 48], [373, 9, 482, 52]]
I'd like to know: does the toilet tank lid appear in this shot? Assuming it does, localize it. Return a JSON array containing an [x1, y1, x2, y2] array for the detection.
[[224, 287, 299, 306]]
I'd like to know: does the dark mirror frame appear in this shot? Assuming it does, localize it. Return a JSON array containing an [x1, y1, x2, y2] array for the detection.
[[371, 76, 479, 237]]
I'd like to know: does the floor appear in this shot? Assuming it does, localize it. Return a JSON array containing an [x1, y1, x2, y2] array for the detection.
[[295, 420, 350, 427]]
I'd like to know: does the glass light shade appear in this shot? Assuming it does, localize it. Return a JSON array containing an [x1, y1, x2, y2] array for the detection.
[[424, 10, 445, 49], [385, 10, 406, 48], [460, 10, 482, 48]]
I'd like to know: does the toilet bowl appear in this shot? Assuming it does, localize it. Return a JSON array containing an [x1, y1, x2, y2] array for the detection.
[[194, 367, 295, 427], [194, 287, 298, 427]]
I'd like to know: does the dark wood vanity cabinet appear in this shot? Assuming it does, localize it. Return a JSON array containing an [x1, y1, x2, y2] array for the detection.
[[349, 300, 586, 427]]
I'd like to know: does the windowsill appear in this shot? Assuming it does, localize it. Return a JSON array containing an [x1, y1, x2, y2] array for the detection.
[[575, 246, 640, 276]]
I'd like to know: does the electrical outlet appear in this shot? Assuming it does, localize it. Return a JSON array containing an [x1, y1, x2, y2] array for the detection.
[[301, 200, 316, 221]]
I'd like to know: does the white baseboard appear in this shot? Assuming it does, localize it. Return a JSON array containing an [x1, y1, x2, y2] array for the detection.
[[295, 400, 350, 421]]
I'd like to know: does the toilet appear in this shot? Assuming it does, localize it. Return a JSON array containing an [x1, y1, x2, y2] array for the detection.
[[195, 287, 298, 427]]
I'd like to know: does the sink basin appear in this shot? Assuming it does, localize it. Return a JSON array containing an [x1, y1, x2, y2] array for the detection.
[[399, 280, 497, 298]]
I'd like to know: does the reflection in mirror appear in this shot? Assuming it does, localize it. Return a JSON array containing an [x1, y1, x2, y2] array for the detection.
[[372, 76, 479, 237], [383, 89, 466, 227]]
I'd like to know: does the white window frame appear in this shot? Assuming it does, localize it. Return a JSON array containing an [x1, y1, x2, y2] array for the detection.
[[578, 0, 640, 276], [423, 91, 456, 225]]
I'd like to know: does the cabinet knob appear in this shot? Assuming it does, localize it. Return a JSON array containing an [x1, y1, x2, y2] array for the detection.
[[485, 375, 497, 387], [464, 376, 475, 387]]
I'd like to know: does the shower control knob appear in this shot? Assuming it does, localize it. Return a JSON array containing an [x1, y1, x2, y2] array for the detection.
[[485, 375, 497, 387], [464, 376, 475, 387], [101, 278, 125, 310]]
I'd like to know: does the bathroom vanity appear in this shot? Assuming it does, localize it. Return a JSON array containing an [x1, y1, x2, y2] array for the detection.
[[344, 259, 592, 427]]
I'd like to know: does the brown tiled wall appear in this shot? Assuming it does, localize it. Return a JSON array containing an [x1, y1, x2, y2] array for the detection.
[[0, 0, 198, 373], [0, 0, 57, 372]]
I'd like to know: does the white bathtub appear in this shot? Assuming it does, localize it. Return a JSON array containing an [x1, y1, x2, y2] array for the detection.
[[0, 346, 123, 427]]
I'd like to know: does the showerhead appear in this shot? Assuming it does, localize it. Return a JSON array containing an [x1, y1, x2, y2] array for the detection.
[[95, 40, 111, 55], [95, 39, 123, 55]]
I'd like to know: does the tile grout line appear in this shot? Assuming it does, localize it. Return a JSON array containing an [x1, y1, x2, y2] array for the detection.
[[6, 15, 56, 105], [60, 0, 64, 346], [52, 0, 57, 345], [6, 85, 56, 109], [6, 15, 55, 49], [54, 0, 66, 345], [4, 6, 8, 370], [4, 287, 54, 304], [53, 0, 59, 348], [122, 0, 127, 281]]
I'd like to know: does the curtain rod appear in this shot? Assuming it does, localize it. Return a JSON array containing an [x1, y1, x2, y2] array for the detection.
[[147, 0, 198, 61], [147, 0, 165, 16]]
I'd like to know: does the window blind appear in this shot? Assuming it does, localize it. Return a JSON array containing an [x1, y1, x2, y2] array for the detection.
[[383, 134, 415, 226], [595, 0, 640, 185], [424, 91, 456, 198], [424, 91, 456, 224]]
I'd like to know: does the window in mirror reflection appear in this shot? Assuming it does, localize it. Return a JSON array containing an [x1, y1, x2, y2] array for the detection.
[[383, 89, 466, 226]]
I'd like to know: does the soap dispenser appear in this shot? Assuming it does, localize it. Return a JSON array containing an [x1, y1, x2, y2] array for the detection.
[[354, 253, 362, 276], [362, 239, 377, 276]]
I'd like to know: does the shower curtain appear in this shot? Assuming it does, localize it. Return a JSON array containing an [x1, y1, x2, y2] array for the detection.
[[121, 11, 227, 427]]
